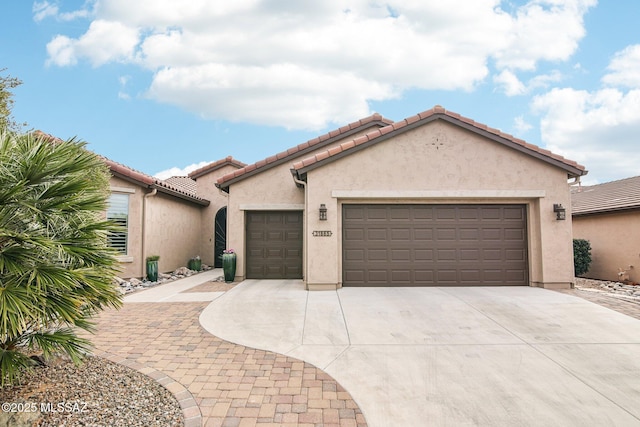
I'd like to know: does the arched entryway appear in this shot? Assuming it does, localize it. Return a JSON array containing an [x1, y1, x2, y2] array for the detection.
[[214, 207, 227, 268]]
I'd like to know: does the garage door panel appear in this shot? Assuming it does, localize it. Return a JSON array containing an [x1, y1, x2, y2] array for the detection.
[[368, 270, 388, 282], [482, 229, 502, 240], [436, 208, 456, 220], [459, 228, 479, 240], [344, 249, 365, 261], [415, 249, 434, 261], [437, 228, 457, 240], [504, 207, 525, 220], [367, 228, 388, 240], [437, 249, 457, 261], [246, 211, 303, 279], [414, 228, 433, 240], [506, 249, 526, 261], [391, 270, 411, 282], [504, 228, 525, 241], [344, 229, 364, 241], [458, 208, 480, 220], [414, 270, 435, 282], [481, 207, 502, 220], [391, 249, 410, 261], [460, 249, 479, 260], [342, 204, 528, 286], [368, 249, 388, 261], [390, 207, 411, 220]]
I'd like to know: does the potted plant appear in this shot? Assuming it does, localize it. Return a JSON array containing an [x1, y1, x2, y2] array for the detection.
[[146, 255, 160, 282], [188, 255, 202, 272], [221, 249, 236, 283]]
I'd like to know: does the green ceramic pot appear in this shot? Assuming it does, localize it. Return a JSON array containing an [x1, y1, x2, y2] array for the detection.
[[146, 260, 158, 282], [222, 253, 236, 283], [188, 258, 202, 271]]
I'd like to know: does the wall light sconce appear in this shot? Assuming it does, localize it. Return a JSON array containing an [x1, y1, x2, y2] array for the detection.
[[553, 204, 566, 220], [319, 204, 327, 221]]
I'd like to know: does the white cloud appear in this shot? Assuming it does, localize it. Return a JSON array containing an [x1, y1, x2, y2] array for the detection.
[[46, 20, 138, 67], [602, 44, 640, 88], [493, 0, 597, 71], [531, 43, 640, 183], [494, 70, 527, 96], [33, 1, 58, 22], [33, 0, 93, 22], [532, 86, 640, 183], [118, 75, 131, 100], [154, 161, 213, 180], [514, 115, 533, 133], [43, 0, 595, 129], [495, 69, 563, 96]]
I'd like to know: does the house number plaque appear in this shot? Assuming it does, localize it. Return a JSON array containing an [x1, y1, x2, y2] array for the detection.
[[312, 231, 332, 237]]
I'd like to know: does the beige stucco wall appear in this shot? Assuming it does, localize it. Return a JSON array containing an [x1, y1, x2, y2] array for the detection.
[[226, 120, 576, 288], [144, 192, 203, 275], [110, 176, 207, 279], [193, 165, 241, 266], [109, 176, 145, 278], [303, 121, 575, 289], [572, 211, 640, 282]]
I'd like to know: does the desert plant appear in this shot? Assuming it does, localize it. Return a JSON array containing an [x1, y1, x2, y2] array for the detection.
[[573, 238, 592, 276], [0, 129, 122, 386]]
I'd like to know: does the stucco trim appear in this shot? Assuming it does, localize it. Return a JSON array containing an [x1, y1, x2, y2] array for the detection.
[[330, 190, 546, 199], [110, 186, 136, 194], [239, 204, 305, 211]]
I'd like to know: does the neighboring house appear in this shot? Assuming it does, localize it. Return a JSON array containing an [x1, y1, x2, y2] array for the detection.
[[571, 176, 640, 282], [105, 156, 244, 278], [216, 106, 586, 289]]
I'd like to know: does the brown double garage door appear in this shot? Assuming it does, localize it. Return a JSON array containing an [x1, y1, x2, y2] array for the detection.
[[342, 204, 528, 286]]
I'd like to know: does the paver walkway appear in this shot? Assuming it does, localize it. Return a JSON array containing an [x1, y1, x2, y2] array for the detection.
[[89, 273, 640, 427], [557, 287, 640, 320], [89, 281, 367, 427]]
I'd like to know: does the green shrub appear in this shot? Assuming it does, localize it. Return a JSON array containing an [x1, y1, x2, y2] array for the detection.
[[573, 239, 592, 276], [0, 129, 122, 386]]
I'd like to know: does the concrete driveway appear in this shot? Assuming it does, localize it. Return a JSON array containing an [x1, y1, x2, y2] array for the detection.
[[200, 280, 640, 427]]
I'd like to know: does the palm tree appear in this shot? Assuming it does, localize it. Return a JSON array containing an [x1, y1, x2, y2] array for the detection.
[[0, 128, 122, 386]]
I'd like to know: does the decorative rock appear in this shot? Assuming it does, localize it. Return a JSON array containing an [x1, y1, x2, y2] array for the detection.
[[115, 264, 215, 294]]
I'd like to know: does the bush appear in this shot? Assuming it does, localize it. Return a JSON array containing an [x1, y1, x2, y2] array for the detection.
[[0, 129, 122, 386], [573, 239, 592, 276]]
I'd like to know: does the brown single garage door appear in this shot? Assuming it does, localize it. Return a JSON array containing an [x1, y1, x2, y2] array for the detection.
[[342, 204, 528, 286], [246, 211, 303, 279]]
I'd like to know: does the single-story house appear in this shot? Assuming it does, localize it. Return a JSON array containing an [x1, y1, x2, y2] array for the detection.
[[105, 156, 244, 278], [571, 176, 640, 283], [215, 106, 586, 289]]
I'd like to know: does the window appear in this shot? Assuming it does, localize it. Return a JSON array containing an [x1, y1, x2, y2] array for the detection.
[[107, 193, 129, 254]]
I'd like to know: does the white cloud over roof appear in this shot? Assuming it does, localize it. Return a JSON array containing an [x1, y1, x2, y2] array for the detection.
[[43, 0, 597, 130], [533, 45, 640, 184]]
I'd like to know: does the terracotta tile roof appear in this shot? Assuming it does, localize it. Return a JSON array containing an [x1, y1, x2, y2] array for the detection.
[[291, 105, 587, 179], [572, 176, 640, 216], [33, 130, 209, 206], [215, 113, 394, 190], [105, 158, 210, 206], [164, 176, 198, 194], [188, 156, 247, 179]]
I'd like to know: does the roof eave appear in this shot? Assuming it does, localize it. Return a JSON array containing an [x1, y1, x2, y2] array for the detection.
[[572, 205, 640, 217], [293, 113, 587, 178], [217, 118, 392, 189], [152, 183, 210, 206]]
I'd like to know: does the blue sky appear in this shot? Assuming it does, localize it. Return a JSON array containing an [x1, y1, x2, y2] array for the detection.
[[2, 1, 639, 184]]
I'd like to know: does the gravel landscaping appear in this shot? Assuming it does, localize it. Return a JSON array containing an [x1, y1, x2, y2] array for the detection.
[[0, 356, 184, 427], [574, 277, 640, 303]]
